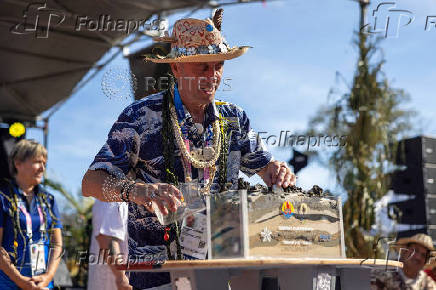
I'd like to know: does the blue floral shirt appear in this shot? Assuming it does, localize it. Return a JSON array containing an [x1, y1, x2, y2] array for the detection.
[[0, 179, 63, 290], [89, 90, 272, 288]]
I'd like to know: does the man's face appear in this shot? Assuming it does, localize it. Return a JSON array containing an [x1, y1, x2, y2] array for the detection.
[[170, 61, 224, 105], [400, 243, 429, 273]]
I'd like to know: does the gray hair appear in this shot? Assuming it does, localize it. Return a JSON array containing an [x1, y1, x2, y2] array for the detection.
[[9, 139, 47, 176]]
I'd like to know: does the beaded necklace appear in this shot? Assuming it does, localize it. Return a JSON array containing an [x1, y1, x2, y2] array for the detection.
[[169, 101, 221, 193]]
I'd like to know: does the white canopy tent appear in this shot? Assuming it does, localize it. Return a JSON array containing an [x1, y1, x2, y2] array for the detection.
[[0, 0, 263, 124]]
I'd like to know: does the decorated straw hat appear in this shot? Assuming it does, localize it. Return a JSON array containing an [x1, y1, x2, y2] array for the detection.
[[144, 9, 250, 63], [396, 233, 434, 251]]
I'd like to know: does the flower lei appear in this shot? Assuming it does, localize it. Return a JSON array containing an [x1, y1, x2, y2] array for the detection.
[[169, 102, 221, 194], [217, 116, 231, 189]]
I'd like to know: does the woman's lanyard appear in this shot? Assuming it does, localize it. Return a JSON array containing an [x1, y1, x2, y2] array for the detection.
[[17, 195, 45, 244], [174, 85, 213, 183]]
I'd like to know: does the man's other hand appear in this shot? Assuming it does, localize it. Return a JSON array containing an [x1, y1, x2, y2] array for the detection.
[[258, 161, 296, 188]]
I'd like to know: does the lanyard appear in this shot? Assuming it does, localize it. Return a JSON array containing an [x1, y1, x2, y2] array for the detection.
[[173, 85, 185, 124], [18, 197, 45, 243]]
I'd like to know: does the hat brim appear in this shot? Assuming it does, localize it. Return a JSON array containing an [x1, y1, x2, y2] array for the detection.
[[144, 46, 250, 63], [396, 238, 435, 251]]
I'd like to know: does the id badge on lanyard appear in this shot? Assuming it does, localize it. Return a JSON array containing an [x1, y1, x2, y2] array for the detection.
[[18, 200, 47, 276], [30, 243, 46, 276], [180, 213, 208, 259]]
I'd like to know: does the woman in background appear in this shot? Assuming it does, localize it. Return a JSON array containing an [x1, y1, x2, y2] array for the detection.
[[0, 139, 63, 289]]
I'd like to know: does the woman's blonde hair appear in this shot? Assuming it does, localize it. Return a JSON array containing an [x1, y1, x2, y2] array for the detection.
[[9, 139, 47, 176]]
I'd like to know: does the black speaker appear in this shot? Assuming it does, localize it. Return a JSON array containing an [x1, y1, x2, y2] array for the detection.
[[389, 137, 436, 243], [128, 43, 172, 100], [427, 227, 436, 243], [426, 196, 436, 224], [391, 136, 436, 195], [391, 165, 436, 195], [388, 196, 427, 225], [388, 195, 436, 225], [425, 167, 436, 194], [396, 228, 428, 239], [0, 127, 23, 180], [396, 136, 436, 167]]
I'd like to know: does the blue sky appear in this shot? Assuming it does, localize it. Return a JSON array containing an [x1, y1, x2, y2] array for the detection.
[[26, 0, 436, 207]]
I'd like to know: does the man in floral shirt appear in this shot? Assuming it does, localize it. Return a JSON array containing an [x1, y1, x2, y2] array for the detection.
[[82, 10, 296, 290], [371, 234, 436, 290]]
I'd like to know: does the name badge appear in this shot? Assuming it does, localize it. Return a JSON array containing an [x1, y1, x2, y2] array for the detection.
[[30, 242, 46, 276], [180, 213, 208, 259]]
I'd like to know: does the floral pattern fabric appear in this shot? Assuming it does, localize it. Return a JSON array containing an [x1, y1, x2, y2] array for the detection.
[[371, 269, 436, 290]]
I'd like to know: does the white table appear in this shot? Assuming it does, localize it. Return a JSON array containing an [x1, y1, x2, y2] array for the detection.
[[118, 258, 402, 290]]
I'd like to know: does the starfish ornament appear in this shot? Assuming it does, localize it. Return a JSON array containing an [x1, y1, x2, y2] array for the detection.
[[260, 227, 272, 243]]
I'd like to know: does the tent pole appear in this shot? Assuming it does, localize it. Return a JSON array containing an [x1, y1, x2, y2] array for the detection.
[[43, 117, 49, 178], [43, 118, 48, 151]]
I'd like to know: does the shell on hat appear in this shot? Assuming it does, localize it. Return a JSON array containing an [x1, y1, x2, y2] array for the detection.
[[172, 18, 223, 49]]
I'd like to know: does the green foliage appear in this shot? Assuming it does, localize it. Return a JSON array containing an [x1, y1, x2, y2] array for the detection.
[[218, 115, 231, 189], [305, 31, 415, 257], [43, 178, 94, 287]]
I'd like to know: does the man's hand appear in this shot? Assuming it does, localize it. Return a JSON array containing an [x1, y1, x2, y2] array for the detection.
[[31, 273, 52, 288], [258, 161, 296, 188], [131, 183, 183, 215]]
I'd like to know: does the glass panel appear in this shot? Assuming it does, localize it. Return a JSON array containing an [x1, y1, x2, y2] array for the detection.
[[153, 183, 207, 225], [247, 192, 344, 258], [207, 189, 344, 259], [207, 189, 247, 259]]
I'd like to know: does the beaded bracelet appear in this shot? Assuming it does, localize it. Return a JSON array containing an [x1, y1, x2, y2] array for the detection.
[[119, 181, 128, 202], [124, 181, 136, 202], [120, 180, 134, 202]]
